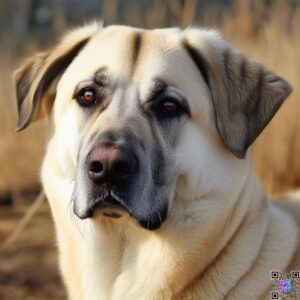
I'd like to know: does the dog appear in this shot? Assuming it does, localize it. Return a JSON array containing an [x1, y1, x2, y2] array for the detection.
[[14, 23, 300, 299]]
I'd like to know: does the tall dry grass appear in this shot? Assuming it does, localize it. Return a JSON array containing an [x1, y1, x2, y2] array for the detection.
[[0, 0, 299, 196]]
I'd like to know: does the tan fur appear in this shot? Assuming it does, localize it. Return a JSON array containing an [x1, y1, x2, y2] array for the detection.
[[14, 23, 299, 300]]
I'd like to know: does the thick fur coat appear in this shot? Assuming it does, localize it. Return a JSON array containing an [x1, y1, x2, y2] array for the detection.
[[14, 23, 299, 299]]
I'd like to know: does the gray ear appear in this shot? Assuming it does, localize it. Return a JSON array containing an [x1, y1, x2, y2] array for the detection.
[[183, 34, 292, 158], [14, 39, 89, 131], [14, 23, 101, 131]]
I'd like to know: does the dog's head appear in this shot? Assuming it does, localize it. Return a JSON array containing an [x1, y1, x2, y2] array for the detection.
[[14, 24, 292, 230]]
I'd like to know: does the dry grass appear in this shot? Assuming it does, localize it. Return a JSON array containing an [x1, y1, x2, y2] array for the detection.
[[1, 0, 299, 196]]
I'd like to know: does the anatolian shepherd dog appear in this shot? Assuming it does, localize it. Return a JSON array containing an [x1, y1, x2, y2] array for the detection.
[[14, 23, 300, 299]]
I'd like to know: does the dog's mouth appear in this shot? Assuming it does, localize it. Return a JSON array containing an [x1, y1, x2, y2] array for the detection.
[[74, 181, 170, 230], [85, 189, 130, 219]]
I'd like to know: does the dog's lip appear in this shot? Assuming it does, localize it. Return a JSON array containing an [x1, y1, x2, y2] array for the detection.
[[102, 210, 123, 218], [88, 194, 128, 218]]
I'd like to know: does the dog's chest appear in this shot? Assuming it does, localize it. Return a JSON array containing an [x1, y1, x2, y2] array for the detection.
[[77, 229, 177, 300]]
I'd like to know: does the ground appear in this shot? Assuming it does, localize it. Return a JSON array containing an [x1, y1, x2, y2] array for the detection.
[[0, 195, 66, 300]]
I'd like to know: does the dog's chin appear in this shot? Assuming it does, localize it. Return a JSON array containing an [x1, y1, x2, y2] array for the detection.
[[88, 194, 128, 219], [94, 207, 125, 219]]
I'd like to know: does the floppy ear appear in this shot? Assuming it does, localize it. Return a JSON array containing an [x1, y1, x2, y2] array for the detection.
[[14, 22, 101, 131], [183, 30, 292, 158]]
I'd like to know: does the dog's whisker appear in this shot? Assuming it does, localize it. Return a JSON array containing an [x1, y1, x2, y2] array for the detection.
[[155, 209, 162, 224], [67, 196, 87, 239]]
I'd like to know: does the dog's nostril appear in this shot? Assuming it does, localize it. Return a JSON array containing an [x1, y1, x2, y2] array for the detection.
[[89, 161, 103, 174]]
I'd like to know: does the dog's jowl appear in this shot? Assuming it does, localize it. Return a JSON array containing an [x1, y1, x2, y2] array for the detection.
[[14, 23, 300, 300]]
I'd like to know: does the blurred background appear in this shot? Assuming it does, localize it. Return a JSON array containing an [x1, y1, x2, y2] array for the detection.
[[0, 0, 299, 299]]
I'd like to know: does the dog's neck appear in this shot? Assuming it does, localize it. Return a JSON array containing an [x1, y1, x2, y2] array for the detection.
[[44, 160, 298, 300]]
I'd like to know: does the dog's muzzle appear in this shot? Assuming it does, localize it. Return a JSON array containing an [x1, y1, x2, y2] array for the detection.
[[75, 132, 139, 220], [73, 131, 169, 230]]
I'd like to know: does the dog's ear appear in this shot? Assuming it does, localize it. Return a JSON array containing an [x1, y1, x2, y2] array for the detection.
[[183, 30, 292, 158], [14, 23, 101, 131]]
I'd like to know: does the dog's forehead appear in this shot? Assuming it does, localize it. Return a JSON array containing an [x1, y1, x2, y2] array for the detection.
[[58, 27, 190, 90]]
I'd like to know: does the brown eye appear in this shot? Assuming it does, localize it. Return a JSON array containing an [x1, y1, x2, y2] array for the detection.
[[77, 88, 97, 107], [83, 90, 95, 102], [161, 100, 179, 113]]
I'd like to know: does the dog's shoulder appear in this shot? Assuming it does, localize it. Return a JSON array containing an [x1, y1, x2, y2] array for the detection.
[[273, 192, 300, 226], [271, 193, 300, 270]]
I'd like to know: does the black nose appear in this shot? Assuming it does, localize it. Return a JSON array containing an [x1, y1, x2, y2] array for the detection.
[[87, 142, 138, 184]]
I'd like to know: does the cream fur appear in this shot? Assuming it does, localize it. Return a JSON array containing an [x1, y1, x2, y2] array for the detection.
[[15, 23, 300, 299]]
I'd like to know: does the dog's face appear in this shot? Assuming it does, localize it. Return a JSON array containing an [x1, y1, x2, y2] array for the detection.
[[14, 24, 292, 230]]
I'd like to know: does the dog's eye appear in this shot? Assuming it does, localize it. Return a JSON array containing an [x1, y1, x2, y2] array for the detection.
[[76, 88, 98, 107], [160, 99, 180, 114], [153, 97, 188, 120]]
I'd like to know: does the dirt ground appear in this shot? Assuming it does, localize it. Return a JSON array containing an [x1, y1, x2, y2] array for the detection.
[[0, 195, 66, 300]]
